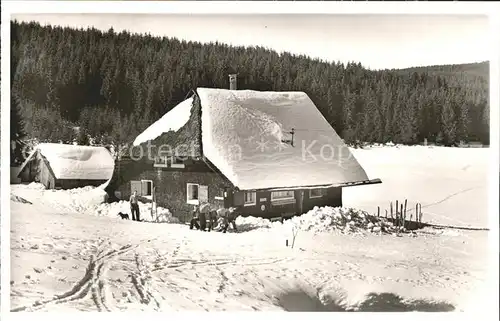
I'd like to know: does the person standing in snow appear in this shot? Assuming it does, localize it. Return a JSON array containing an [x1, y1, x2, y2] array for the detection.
[[221, 207, 239, 233], [189, 205, 200, 230], [130, 190, 141, 221], [215, 208, 226, 231], [198, 203, 208, 231], [207, 209, 218, 232]]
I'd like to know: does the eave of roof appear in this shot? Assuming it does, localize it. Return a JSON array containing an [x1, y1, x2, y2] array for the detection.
[[236, 178, 383, 192]]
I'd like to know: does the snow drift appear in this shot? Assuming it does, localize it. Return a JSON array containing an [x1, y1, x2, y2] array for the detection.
[[10, 183, 180, 224], [10, 183, 109, 214], [235, 206, 410, 235], [94, 201, 180, 223]]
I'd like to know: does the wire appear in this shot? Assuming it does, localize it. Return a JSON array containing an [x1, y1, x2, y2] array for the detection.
[[287, 128, 333, 132]]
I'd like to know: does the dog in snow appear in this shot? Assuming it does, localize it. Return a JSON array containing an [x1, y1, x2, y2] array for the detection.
[[118, 212, 130, 220]]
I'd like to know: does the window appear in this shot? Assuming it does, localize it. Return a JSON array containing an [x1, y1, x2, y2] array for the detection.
[[281, 128, 295, 146], [154, 156, 169, 168], [187, 183, 199, 205], [170, 156, 186, 169], [130, 180, 153, 199], [214, 190, 224, 201], [271, 190, 295, 201], [244, 192, 256, 206], [142, 180, 153, 198], [309, 188, 325, 199], [154, 156, 185, 168], [140, 180, 153, 200]]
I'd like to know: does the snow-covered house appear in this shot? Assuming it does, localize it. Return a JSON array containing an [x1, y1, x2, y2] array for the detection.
[[17, 143, 115, 189], [108, 82, 381, 221]]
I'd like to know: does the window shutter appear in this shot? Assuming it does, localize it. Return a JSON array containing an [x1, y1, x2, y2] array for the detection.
[[234, 191, 244, 206], [141, 181, 152, 196], [186, 184, 192, 202], [199, 185, 208, 203], [130, 180, 142, 196]]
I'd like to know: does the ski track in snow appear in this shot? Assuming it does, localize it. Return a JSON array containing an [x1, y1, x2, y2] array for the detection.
[[10, 206, 489, 312], [11, 240, 154, 312]]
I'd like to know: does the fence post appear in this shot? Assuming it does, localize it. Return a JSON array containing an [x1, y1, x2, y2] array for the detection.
[[403, 199, 407, 229], [400, 203, 404, 230], [151, 187, 158, 222]]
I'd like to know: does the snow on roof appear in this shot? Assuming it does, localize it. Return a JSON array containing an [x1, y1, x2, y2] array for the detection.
[[21, 143, 115, 180], [198, 87, 370, 190], [133, 97, 194, 146]]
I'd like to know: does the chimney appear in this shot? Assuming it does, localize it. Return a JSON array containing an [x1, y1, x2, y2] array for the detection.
[[229, 74, 237, 90]]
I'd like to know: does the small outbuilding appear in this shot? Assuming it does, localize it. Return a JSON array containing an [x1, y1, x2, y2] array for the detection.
[[17, 143, 115, 189]]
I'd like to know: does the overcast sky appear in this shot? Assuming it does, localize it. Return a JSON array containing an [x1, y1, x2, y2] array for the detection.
[[12, 13, 491, 70]]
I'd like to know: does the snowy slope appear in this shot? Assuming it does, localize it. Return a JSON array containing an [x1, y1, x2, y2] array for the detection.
[[20, 143, 115, 180], [198, 88, 370, 190], [133, 97, 194, 146], [10, 194, 491, 312]]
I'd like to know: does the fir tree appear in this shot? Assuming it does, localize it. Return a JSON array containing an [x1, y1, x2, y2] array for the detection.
[[11, 93, 27, 165], [10, 34, 27, 165], [441, 98, 458, 146], [11, 20, 489, 148], [77, 128, 90, 145]]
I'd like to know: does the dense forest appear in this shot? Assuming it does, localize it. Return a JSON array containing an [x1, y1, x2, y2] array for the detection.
[[10, 20, 490, 164]]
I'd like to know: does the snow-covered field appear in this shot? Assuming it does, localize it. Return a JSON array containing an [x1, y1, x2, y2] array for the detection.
[[345, 145, 489, 229], [9, 145, 493, 312]]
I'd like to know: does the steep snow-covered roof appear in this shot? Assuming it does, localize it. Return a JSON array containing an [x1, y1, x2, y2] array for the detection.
[[133, 97, 194, 146], [19, 143, 115, 180], [198, 88, 369, 190], [132, 87, 372, 190]]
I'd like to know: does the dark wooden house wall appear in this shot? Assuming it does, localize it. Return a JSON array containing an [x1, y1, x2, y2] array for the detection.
[[110, 155, 344, 222], [56, 179, 108, 190], [19, 152, 55, 189], [228, 186, 342, 219], [109, 157, 233, 223]]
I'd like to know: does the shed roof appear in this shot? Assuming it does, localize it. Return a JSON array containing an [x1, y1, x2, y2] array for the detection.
[[18, 143, 115, 181]]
